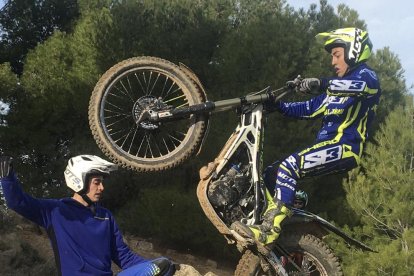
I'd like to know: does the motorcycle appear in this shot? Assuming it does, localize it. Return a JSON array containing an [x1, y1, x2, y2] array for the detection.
[[89, 56, 375, 275]]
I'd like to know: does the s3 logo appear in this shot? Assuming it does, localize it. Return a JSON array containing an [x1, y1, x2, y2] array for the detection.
[[303, 146, 342, 169], [329, 80, 366, 92]]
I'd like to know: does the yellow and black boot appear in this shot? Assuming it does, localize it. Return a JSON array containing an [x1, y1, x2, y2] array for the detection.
[[232, 191, 291, 245]]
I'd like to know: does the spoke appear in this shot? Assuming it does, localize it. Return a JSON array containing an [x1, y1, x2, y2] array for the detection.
[[146, 71, 153, 95], [168, 133, 182, 146], [136, 131, 146, 157], [163, 94, 186, 104], [174, 130, 187, 137], [108, 89, 133, 102], [110, 84, 133, 101], [134, 72, 146, 96], [119, 79, 135, 102], [103, 108, 130, 118], [148, 72, 161, 96], [127, 126, 139, 154], [164, 81, 176, 98], [105, 114, 132, 128], [105, 100, 127, 112], [166, 86, 182, 97], [108, 128, 126, 137], [119, 124, 137, 149], [126, 75, 134, 98], [144, 134, 154, 158], [175, 100, 189, 109], [162, 137, 171, 154], [142, 71, 149, 95], [149, 132, 162, 156], [160, 76, 169, 98]]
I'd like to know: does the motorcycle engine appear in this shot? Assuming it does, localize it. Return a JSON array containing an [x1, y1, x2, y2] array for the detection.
[[207, 164, 253, 222]]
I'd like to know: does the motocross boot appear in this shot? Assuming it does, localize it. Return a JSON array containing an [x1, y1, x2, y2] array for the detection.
[[232, 191, 292, 245]]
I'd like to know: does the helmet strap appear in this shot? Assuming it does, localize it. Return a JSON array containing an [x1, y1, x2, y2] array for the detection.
[[80, 193, 96, 215]]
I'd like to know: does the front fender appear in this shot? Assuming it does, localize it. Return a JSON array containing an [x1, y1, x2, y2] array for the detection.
[[282, 208, 376, 252]]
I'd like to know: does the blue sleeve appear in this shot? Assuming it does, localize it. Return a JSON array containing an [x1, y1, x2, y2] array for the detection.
[[0, 173, 52, 228], [320, 66, 380, 97], [110, 214, 148, 269], [277, 92, 328, 119]]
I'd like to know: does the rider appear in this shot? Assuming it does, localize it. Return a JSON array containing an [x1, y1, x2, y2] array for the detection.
[[233, 27, 381, 245], [0, 155, 175, 276]]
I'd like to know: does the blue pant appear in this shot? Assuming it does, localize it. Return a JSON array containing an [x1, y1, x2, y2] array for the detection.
[[266, 140, 360, 206], [118, 257, 175, 276]]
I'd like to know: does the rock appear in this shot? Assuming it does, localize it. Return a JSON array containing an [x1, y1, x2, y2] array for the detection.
[[136, 240, 154, 251], [174, 264, 202, 276], [204, 273, 219, 276], [205, 259, 217, 268]]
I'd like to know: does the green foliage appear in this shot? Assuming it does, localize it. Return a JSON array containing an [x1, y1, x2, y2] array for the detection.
[[0, 0, 412, 272], [369, 48, 408, 124], [345, 102, 414, 234], [0, 0, 79, 74], [342, 100, 414, 274]]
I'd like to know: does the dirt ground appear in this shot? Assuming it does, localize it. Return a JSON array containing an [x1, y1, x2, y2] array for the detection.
[[0, 219, 236, 276]]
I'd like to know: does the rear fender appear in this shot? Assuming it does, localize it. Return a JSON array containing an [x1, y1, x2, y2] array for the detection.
[[282, 208, 376, 252], [179, 62, 210, 156]]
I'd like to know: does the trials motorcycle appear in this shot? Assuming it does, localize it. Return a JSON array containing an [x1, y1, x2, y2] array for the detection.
[[88, 56, 375, 275]]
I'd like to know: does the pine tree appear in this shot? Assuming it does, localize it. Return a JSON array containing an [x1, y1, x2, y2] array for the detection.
[[342, 98, 414, 275]]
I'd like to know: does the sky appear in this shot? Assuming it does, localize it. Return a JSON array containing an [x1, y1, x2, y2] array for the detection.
[[288, 0, 414, 92]]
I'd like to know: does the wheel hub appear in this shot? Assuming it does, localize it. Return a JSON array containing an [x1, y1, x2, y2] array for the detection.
[[132, 96, 160, 130]]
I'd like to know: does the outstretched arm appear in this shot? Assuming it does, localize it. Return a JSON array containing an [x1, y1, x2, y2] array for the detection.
[[0, 171, 51, 228], [277, 92, 328, 119]]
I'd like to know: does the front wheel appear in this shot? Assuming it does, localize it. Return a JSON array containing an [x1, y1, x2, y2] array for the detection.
[[234, 233, 343, 276], [88, 56, 207, 172]]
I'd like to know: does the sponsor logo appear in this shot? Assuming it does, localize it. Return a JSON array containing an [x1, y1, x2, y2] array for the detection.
[[303, 146, 342, 169], [329, 80, 366, 92], [350, 28, 363, 60], [325, 108, 344, 115], [64, 169, 82, 186], [276, 180, 295, 191]]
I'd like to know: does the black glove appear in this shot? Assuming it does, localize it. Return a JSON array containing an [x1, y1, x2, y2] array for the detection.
[[297, 78, 320, 94], [286, 75, 303, 89], [263, 96, 281, 113], [0, 156, 13, 178], [151, 257, 176, 276]]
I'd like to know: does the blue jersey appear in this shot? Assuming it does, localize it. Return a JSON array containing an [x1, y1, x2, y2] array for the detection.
[[278, 63, 381, 154], [0, 173, 147, 276]]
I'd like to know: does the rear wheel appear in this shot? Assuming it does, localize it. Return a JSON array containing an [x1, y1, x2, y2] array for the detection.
[[234, 233, 343, 276], [89, 56, 207, 172]]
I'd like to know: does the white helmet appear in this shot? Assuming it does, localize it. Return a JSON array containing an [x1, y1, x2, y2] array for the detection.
[[64, 155, 118, 193]]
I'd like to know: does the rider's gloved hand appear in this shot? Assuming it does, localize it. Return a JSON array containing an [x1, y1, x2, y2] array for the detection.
[[286, 75, 303, 89], [151, 257, 176, 276], [297, 78, 320, 94], [0, 156, 13, 179], [263, 93, 281, 113]]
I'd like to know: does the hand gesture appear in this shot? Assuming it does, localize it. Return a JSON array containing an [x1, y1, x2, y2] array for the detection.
[[0, 156, 13, 178]]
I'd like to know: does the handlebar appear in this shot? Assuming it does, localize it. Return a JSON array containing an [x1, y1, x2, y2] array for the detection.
[[213, 85, 293, 112], [141, 85, 295, 124]]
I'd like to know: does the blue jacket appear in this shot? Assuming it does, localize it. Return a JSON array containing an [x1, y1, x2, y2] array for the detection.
[[278, 63, 381, 152], [1, 173, 147, 276]]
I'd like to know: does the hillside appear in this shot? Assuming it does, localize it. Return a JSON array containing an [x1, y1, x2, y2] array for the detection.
[[0, 213, 235, 276]]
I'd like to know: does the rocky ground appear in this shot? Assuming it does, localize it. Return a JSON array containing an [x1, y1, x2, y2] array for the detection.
[[0, 215, 236, 276]]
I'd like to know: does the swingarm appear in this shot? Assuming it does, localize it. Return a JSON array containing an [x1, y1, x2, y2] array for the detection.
[[136, 87, 290, 125]]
